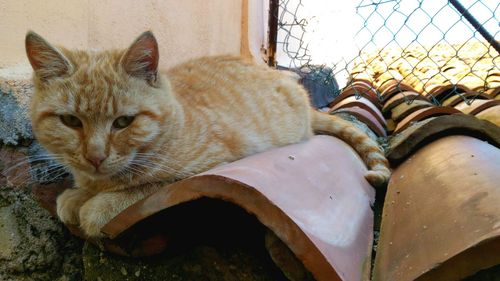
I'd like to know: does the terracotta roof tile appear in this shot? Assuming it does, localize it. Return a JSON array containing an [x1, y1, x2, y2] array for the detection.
[[34, 136, 377, 281], [326, 41, 500, 140], [336, 41, 500, 279], [350, 41, 499, 102], [374, 135, 500, 281]]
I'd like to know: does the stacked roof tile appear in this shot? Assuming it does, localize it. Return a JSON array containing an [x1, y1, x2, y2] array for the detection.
[[328, 42, 500, 280], [350, 41, 500, 99], [30, 41, 500, 281], [335, 41, 500, 134]]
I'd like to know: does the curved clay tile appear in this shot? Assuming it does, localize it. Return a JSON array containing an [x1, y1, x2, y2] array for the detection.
[[329, 82, 380, 109], [459, 75, 487, 90], [390, 100, 435, 123], [393, 107, 462, 134], [386, 114, 500, 164], [424, 73, 449, 89], [486, 87, 500, 99], [331, 106, 387, 137], [470, 84, 488, 93], [386, 119, 396, 135], [441, 91, 490, 107], [95, 136, 376, 281], [412, 79, 428, 94], [486, 72, 500, 84], [349, 80, 375, 90], [329, 97, 386, 130], [349, 75, 376, 87], [376, 70, 405, 87], [374, 135, 500, 281], [454, 100, 500, 115], [424, 84, 470, 102], [475, 106, 500, 126], [404, 74, 422, 90], [382, 91, 429, 117], [378, 80, 416, 102], [375, 77, 396, 93]]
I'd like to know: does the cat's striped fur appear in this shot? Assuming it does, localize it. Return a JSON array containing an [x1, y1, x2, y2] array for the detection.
[[26, 31, 390, 237]]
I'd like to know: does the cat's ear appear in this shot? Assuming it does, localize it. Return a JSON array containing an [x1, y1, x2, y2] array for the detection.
[[121, 31, 159, 86], [25, 31, 74, 81]]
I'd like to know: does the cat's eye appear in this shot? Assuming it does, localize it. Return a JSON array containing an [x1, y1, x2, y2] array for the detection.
[[59, 115, 82, 128], [113, 116, 135, 129]]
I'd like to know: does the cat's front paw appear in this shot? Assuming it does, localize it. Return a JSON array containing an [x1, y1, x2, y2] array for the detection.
[[56, 188, 94, 225], [78, 195, 117, 238]]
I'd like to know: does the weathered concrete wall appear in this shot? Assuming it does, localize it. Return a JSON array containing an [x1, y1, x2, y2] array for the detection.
[[0, 79, 32, 146]]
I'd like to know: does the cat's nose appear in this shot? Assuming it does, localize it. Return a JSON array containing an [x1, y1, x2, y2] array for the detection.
[[85, 155, 107, 169]]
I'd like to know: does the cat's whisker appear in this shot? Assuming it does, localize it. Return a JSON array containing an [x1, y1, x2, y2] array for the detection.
[[9, 163, 68, 186], [133, 153, 192, 172], [2, 153, 65, 176], [127, 166, 147, 177], [132, 159, 180, 172], [139, 152, 214, 170], [132, 156, 177, 169], [122, 166, 148, 180], [5, 163, 59, 184], [1, 159, 32, 175], [35, 164, 67, 179], [128, 166, 167, 183], [1, 156, 54, 174], [43, 169, 70, 183], [3, 170, 33, 186], [131, 160, 189, 178], [129, 160, 187, 181], [29, 154, 64, 162]]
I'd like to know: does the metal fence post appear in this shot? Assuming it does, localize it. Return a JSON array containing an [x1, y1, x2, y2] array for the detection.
[[449, 0, 500, 54], [267, 0, 279, 67]]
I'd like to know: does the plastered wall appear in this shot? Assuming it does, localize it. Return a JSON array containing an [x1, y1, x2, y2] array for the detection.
[[0, 0, 266, 72]]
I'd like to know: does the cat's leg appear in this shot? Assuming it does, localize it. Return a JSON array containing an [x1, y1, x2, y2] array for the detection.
[[56, 188, 94, 225], [78, 185, 158, 238]]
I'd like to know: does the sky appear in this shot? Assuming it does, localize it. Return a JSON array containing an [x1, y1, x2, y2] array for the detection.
[[276, 0, 499, 87]]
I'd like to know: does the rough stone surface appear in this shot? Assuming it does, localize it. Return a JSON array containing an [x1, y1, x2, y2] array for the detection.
[[0, 185, 83, 281], [0, 78, 33, 145], [0, 205, 20, 259]]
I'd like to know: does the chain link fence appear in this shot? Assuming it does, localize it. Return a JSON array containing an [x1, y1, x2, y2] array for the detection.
[[270, 0, 500, 108]]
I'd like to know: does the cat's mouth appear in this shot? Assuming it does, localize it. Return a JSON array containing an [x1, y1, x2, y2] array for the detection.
[[84, 168, 111, 178], [70, 156, 134, 179], [79, 163, 120, 179]]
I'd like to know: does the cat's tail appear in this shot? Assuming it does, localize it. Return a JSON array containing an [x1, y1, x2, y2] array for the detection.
[[310, 110, 391, 187]]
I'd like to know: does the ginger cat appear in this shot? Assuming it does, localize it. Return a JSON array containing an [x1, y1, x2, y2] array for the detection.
[[25, 31, 390, 237]]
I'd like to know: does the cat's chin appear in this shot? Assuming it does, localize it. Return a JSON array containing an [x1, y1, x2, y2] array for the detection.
[[93, 171, 111, 178], [79, 169, 115, 180]]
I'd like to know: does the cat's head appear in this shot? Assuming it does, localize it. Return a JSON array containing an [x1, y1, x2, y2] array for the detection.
[[26, 31, 175, 180]]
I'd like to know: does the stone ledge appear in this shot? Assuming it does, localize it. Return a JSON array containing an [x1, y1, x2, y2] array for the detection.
[[0, 69, 33, 145]]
